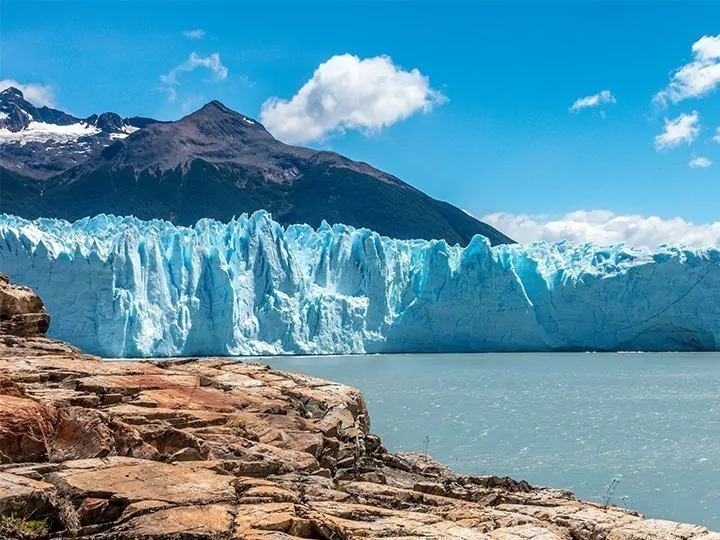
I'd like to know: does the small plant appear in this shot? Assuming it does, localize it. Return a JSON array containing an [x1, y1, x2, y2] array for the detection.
[[0, 513, 49, 539], [601, 478, 622, 508]]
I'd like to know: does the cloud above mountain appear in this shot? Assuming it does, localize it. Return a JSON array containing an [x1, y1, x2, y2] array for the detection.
[[481, 210, 720, 248], [260, 54, 447, 143], [160, 52, 228, 86], [569, 90, 616, 113], [183, 29, 205, 39], [0, 80, 56, 108], [689, 156, 712, 168], [655, 34, 720, 106], [159, 53, 228, 102], [654, 112, 700, 150]]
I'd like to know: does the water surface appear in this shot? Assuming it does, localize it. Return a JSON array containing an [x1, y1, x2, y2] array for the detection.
[[264, 352, 720, 529]]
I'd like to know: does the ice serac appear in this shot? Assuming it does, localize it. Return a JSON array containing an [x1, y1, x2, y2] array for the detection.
[[1, 211, 720, 357]]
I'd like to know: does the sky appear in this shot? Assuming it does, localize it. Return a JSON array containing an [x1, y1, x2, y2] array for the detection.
[[3, 1, 720, 246]]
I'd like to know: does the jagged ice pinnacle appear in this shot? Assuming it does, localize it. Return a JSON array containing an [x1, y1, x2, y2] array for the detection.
[[1, 211, 719, 357]]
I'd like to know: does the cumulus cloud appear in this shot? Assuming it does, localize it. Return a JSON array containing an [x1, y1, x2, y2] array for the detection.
[[654, 34, 720, 106], [183, 29, 205, 39], [569, 90, 616, 112], [0, 79, 56, 108], [160, 52, 228, 87], [482, 210, 720, 248], [689, 156, 712, 168], [260, 53, 447, 143], [654, 111, 700, 150]]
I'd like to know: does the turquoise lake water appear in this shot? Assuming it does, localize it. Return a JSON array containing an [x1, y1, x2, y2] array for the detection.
[[264, 352, 720, 530]]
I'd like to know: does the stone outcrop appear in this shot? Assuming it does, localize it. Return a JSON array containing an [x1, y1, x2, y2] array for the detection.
[[0, 274, 50, 338], [0, 279, 717, 539]]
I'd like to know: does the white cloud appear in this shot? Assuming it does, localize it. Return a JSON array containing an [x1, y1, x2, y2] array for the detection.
[[712, 127, 720, 144], [0, 79, 56, 108], [163, 87, 178, 103], [654, 111, 700, 150], [260, 53, 447, 143], [655, 34, 720, 106], [160, 52, 228, 87], [183, 29, 205, 39], [482, 210, 720, 248], [689, 156, 712, 168], [569, 90, 616, 112]]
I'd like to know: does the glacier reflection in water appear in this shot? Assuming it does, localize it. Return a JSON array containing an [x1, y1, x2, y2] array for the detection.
[[264, 352, 720, 530]]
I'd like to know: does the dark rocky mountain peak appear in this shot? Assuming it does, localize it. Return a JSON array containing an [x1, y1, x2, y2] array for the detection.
[[0, 86, 79, 132], [0, 86, 23, 99], [198, 99, 230, 113], [0, 89, 161, 179], [0, 97, 513, 246], [182, 100, 267, 138], [86, 112, 125, 132]]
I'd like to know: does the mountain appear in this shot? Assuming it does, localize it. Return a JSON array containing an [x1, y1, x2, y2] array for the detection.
[[0, 87, 160, 179], [0, 87, 513, 246]]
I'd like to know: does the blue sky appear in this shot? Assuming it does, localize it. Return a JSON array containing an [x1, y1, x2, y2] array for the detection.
[[4, 2, 720, 245]]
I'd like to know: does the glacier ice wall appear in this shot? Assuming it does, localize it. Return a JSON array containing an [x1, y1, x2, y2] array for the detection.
[[1, 211, 720, 357]]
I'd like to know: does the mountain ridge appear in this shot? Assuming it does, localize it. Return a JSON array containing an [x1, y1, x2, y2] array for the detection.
[[0, 86, 513, 246]]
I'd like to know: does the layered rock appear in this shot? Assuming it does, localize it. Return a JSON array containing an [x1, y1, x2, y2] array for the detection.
[[0, 282, 717, 538], [0, 273, 50, 337]]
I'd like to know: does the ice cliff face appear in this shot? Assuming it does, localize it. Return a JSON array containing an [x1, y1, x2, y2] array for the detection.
[[1, 211, 719, 357]]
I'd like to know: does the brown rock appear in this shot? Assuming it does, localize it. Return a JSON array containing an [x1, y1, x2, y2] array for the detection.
[[45, 406, 158, 462], [0, 395, 54, 463], [0, 375, 24, 397], [46, 458, 237, 505], [0, 278, 50, 338], [76, 497, 113, 525], [108, 504, 234, 539], [168, 446, 202, 462], [0, 282, 45, 319], [0, 472, 56, 517]]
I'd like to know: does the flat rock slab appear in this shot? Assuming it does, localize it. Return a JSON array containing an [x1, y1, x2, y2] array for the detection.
[[47, 459, 237, 505], [109, 504, 235, 539], [0, 472, 56, 516]]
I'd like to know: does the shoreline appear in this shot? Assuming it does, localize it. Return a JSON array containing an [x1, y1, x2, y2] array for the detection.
[[0, 276, 718, 539]]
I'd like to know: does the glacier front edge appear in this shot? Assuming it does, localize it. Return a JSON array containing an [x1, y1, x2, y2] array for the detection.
[[1, 211, 719, 357]]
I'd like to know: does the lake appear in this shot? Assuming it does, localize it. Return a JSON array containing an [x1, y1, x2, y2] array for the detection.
[[264, 352, 720, 530]]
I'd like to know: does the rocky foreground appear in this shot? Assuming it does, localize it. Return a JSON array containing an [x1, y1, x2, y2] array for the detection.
[[0, 276, 718, 539]]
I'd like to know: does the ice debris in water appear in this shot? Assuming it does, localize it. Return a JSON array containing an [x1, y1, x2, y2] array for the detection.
[[1, 211, 719, 357]]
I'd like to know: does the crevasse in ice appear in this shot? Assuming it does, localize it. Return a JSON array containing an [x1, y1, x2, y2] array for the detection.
[[1, 211, 719, 357]]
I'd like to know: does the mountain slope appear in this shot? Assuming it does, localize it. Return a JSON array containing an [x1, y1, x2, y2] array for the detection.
[[0, 87, 160, 178], [0, 90, 512, 246]]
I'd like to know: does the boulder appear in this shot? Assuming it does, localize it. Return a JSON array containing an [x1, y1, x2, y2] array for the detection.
[[0, 472, 56, 517], [0, 277, 50, 338]]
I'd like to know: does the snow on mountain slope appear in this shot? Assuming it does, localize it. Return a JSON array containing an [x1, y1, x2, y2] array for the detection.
[[0, 87, 158, 178], [0, 121, 102, 144], [1, 211, 719, 357]]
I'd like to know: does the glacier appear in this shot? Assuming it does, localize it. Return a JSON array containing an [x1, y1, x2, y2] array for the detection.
[[1, 211, 720, 357]]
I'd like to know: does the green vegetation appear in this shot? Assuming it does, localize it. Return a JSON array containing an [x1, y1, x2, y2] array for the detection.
[[0, 513, 49, 539]]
